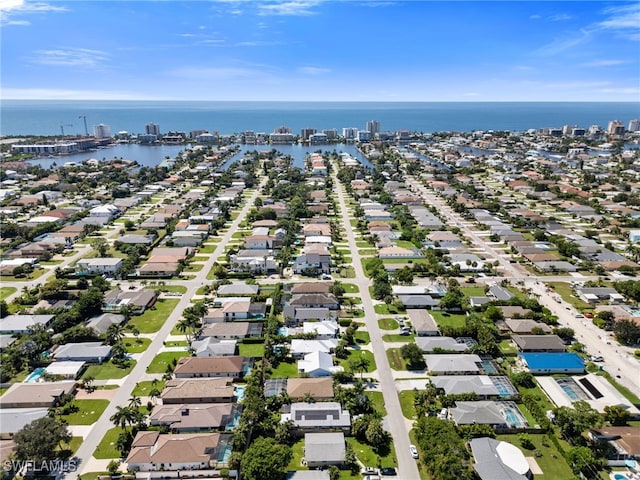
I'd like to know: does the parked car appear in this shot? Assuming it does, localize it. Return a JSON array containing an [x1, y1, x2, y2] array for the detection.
[[364, 476, 380, 480], [361, 467, 377, 475], [410, 445, 419, 459], [379, 467, 397, 476]]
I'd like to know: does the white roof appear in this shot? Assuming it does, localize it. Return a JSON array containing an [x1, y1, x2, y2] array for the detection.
[[45, 361, 85, 376]]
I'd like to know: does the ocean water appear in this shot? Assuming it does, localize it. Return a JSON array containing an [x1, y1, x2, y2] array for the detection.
[[2, 100, 639, 137]]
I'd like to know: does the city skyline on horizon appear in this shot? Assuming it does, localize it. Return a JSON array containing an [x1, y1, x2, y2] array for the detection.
[[1, 0, 639, 102]]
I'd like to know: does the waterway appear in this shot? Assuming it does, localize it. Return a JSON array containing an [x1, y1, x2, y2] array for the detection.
[[27, 142, 374, 170]]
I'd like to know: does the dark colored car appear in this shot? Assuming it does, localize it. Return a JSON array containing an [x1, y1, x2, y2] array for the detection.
[[380, 467, 397, 476]]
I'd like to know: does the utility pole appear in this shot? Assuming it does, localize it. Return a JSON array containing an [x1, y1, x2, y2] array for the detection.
[[79, 115, 88, 136]]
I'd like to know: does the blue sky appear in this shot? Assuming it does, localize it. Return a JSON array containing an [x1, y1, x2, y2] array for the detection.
[[1, 0, 639, 101]]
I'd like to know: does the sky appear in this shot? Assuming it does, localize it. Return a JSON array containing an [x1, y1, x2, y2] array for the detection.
[[0, 0, 639, 101]]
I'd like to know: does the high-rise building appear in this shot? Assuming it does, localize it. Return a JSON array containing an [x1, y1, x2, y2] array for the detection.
[[607, 120, 625, 136], [342, 127, 358, 140], [628, 119, 640, 132], [93, 124, 111, 138], [301, 128, 317, 141], [145, 123, 161, 135], [366, 120, 380, 134]]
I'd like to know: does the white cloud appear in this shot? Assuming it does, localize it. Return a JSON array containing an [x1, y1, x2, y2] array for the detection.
[[535, 29, 591, 55], [258, 1, 320, 16], [297, 66, 330, 75], [599, 4, 640, 31], [0, 0, 68, 26], [0, 1, 68, 13], [530, 14, 541, 20], [581, 59, 627, 67], [28, 48, 110, 67]]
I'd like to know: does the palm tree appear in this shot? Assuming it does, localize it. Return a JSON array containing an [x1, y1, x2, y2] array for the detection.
[[128, 395, 142, 409], [110, 405, 136, 432], [106, 323, 126, 346]]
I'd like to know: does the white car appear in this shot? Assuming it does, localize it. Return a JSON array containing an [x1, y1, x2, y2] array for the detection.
[[409, 444, 419, 459]]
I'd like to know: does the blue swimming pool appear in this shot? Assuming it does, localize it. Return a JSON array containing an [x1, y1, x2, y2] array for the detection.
[[25, 367, 45, 383], [561, 384, 580, 401], [614, 474, 629, 480], [502, 406, 527, 428], [235, 385, 246, 401]]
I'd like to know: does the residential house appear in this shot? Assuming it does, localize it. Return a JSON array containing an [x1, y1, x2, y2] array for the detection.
[[415, 337, 468, 353], [512, 335, 566, 352], [298, 351, 342, 377], [0, 382, 77, 408], [199, 322, 263, 340], [290, 339, 338, 359], [519, 353, 585, 375], [423, 354, 482, 375], [0, 314, 54, 334], [103, 288, 158, 314], [173, 356, 247, 379], [53, 342, 111, 363], [148, 403, 236, 432], [449, 401, 509, 428], [76, 258, 122, 276], [191, 338, 238, 357], [286, 377, 334, 401], [407, 310, 440, 336], [125, 431, 232, 471], [469, 437, 531, 480], [160, 378, 235, 404], [281, 402, 350, 434], [302, 320, 339, 339], [304, 432, 346, 468]]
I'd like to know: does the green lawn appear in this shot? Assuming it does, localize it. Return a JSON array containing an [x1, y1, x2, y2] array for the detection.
[[198, 244, 217, 254], [546, 282, 593, 311], [131, 380, 165, 396], [123, 337, 151, 353], [354, 331, 370, 345], [339, 350, 376, 374], [499, 339, 518, 354], [386, 348, 407, 370], [146, 351, 191, 373], [378, 318, 399, 330], [366, 391, 388, 416], [128, 298, 180, 333], [79, 472, 109, 480], [0, 287, 16, 300], [269, 360, 299, 378], [337, 266, 355, 279], [342, 283, 360, 294], [382, 334, 414, 342], [346, 437, 397, 469], [238, 342, 265, 358], [94, 427, 123, 459], [184, 263, 204, 272], [58, 399, 109, 425], [430, 311, 467, 329], [82, 360, 136, 380], [398, 390, 416, 419], [496, 433, 574, 479], [150, 285, 187, 294], [164, 340, 189, 347], [192, 256, 209, 262], [461, 286, 486, 297]]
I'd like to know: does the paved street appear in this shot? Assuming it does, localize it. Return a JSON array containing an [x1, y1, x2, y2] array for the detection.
[[332, 163, 421, 480], [71, 178, 266, 477], [405, 173, 640, 398]]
